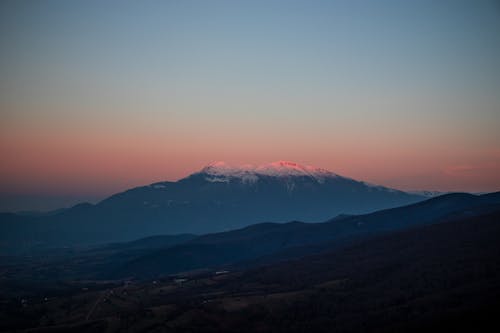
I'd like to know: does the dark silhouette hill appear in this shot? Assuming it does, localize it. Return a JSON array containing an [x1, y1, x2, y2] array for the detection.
[[113, 192, 500, 278]]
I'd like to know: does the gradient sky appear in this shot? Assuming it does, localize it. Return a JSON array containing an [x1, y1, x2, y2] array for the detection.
[[1, 0, 500, 211]]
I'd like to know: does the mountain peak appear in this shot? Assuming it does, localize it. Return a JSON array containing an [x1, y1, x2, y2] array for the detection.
[[197, 161, 340, 183], [201, 161, 232, 174], [256, 161, 336, 178]]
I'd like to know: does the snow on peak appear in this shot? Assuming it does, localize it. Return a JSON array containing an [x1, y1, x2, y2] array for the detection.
[[198, 161, 339, 183], [255, 161, 337, 179], [200, 161, 258, 183]]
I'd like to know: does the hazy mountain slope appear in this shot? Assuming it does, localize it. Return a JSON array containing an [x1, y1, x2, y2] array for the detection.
[[102, 234, 196, 251]]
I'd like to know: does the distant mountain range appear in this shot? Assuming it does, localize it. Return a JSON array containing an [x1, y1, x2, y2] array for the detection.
[[1, 161, 426, 249]]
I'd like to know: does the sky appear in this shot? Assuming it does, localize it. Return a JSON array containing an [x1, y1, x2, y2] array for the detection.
[[1, 0, 500, 211]]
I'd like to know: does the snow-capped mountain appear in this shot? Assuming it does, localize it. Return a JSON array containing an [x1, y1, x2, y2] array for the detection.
[[199, 161, 340, 184], [1, 161, 426, 247]]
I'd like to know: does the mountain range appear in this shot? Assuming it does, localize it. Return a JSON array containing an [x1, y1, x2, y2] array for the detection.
[[3, 191, 498, 284], [0, 161, 425, 250]]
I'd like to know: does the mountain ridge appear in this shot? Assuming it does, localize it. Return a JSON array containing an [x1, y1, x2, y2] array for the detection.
[[110, 192, 500, 279], [0, 161, 425, 249]]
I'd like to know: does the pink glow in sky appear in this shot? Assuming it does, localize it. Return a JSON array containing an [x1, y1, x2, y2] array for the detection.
[[1, 1, 500, 211]]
